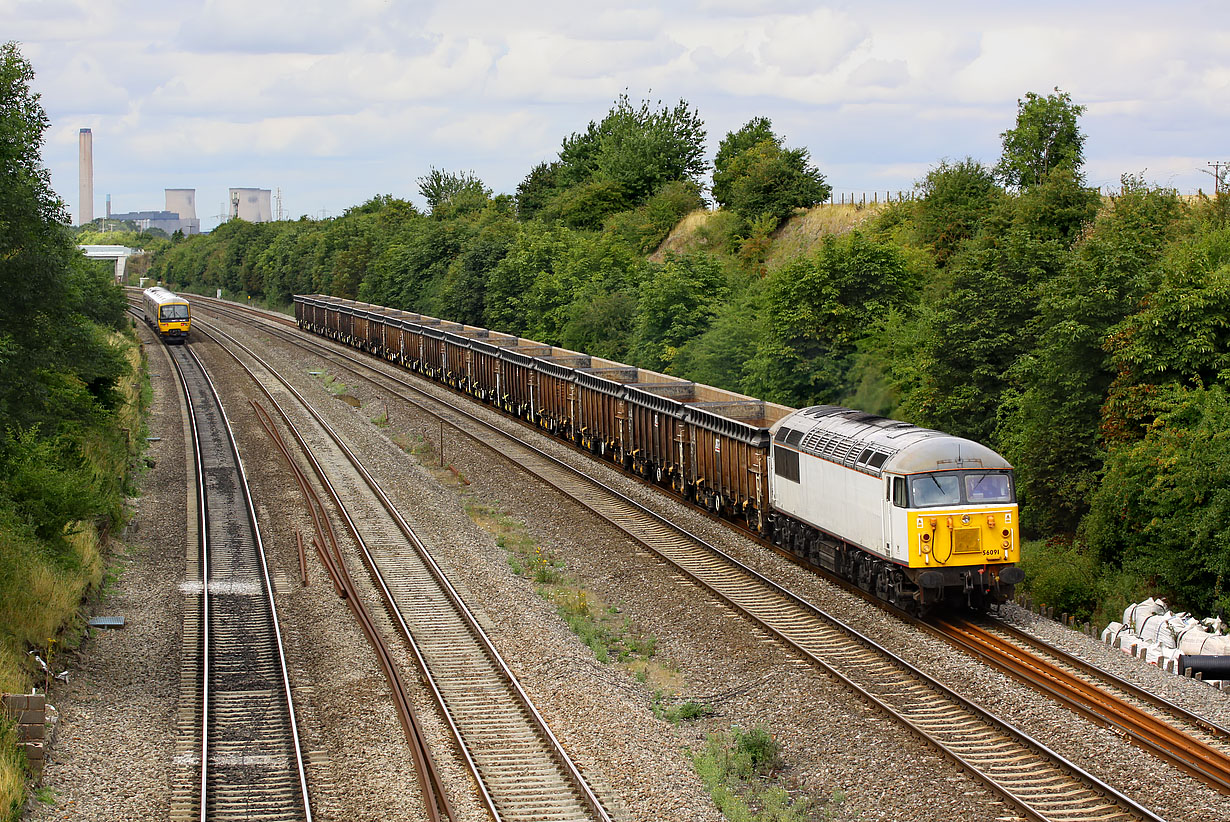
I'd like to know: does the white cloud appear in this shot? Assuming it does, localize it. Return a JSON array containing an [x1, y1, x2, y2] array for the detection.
[[6, 0, 1226, 227], [759, 9, 868, 76]]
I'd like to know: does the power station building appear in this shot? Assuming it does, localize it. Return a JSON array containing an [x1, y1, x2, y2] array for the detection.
[[77, 127, 275, 231], [109, 189, 201, 235]]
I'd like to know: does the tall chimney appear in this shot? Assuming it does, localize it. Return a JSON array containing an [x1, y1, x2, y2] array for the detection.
[[78, 128, 94, 226]]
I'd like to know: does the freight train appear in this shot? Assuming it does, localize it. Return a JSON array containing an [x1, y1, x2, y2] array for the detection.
[[142, 286, 191, 343], [294, 295, 1024, 611]]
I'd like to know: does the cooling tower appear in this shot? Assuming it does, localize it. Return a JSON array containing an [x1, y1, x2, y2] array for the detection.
[[79, 129, 93, 226], [229, 188, 272, 222], [165, 189, 197, 220]]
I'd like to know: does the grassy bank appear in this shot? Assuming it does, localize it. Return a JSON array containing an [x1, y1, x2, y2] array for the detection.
[[0, 330, 146, 819]]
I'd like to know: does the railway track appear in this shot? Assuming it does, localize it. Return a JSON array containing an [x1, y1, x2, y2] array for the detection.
[[191, 296, 1177, 822], [189, 315, 613, 822], [164, 337, 312, 821], [933, 616, 1230, 794]]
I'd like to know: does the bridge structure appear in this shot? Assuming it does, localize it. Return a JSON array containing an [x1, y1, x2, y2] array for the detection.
[[78, 245, 139, 282]]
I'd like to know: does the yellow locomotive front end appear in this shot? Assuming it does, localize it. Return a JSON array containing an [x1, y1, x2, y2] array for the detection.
[[895, 468, 1024, 607]]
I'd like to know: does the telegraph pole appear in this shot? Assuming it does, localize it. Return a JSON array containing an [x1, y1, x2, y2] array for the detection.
[[1208, 161, 1229, 195]]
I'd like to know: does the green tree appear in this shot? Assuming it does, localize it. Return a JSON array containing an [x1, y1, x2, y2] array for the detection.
[[537, 94, 707, 226], [994, 88, 1087, 189], [671, 280, 767, 392], [0, 41, 128, 431], [484, 221, 575, 336], [913, 158, 1003, 266], [721, 142, 830, 228], [711, 117, 777, 207], [711, 118, 829, 227], [745, 233, 912, 406], [602, 179, 704, 253], [516, 161, 559, 221], [999, 179, 1186, 536], [1083, 385, 1230, 615], [632, 252, 728, 371], [417, 167, 491, 216], [1101, 225, 1230, 443]]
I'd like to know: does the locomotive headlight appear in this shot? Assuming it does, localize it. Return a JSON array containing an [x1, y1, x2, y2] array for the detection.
[[961, 514, 970, 525], [1001, 539, 1010, 549]]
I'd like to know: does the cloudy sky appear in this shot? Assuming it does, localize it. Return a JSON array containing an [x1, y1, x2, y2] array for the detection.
[[10, 0, 1230, 230]]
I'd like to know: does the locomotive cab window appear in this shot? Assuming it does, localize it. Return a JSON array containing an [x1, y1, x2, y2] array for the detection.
[[892, 476, 908, 507], [910, 473, 961, 507], [908, 470, 1015, 507], [964, 472, 1014, 503], [160, 304, 189, 320]]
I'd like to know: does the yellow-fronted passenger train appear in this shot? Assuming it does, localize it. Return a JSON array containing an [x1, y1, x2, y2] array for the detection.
[[142, 286, 191, 343]]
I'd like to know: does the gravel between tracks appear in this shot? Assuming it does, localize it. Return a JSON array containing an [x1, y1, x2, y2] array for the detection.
[[28, 304, 1230, 822], [228, 306, 1230, 822]]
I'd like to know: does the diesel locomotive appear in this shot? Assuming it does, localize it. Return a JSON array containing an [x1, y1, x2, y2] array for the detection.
[[294, 294, 1023, 611]]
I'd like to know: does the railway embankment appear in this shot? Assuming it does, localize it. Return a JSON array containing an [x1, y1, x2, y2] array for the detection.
[[0, 330, 147, 821]]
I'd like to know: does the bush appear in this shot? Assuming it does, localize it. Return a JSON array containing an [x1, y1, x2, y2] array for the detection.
[[603, 180, 704, 253], [1018, 538, 1099, 622]]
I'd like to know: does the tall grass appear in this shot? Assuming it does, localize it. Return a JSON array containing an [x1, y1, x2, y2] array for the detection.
[[0, 718, 23, 822]]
